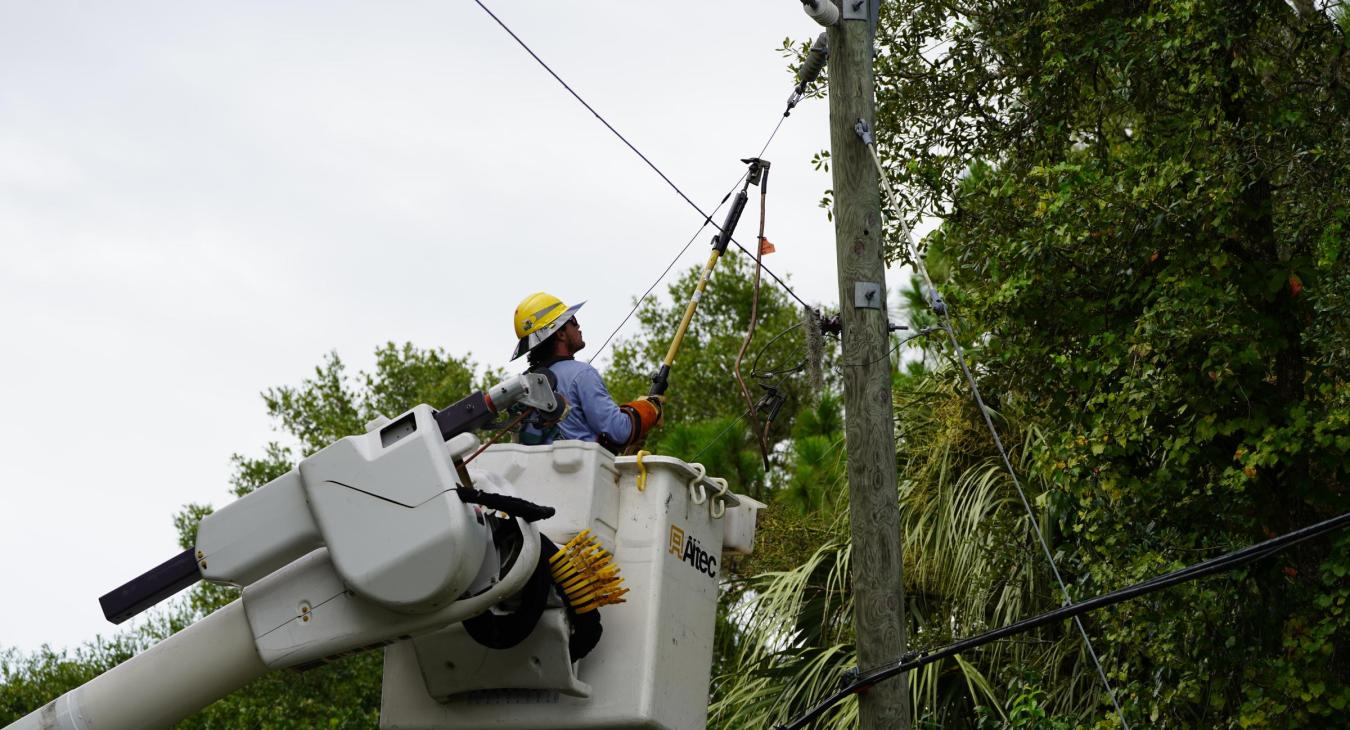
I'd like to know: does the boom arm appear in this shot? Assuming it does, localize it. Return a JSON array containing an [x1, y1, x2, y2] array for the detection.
[[8, 374, 556, 730]]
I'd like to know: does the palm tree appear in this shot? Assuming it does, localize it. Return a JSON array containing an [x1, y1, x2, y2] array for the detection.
[[710, 364, 1103, 728]]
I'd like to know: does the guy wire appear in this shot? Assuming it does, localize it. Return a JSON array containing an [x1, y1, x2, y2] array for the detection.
[[864, 140, 1130, 728]]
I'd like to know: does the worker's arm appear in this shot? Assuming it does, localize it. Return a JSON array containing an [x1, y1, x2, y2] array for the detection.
[[572, 367, 634, 444]]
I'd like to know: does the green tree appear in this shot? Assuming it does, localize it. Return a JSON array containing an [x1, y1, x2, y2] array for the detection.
[[2, 634, 152, 724], [605, 253, 830, 498], [174, 343, 500, 728], [899, 2, 1349, 725], [717, 1, 1349, 727]]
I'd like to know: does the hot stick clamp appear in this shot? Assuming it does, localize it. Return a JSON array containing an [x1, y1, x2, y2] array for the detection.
[[647, 157, 769, 400]]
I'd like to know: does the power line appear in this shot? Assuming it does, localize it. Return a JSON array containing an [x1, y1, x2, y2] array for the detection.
[[587, 109, 802, 365], [776, 509, 1350, 729], [472, 0, 812, 316], [941, 318, 1129, 725], [586, 178, 741, 364], [689, 405, 759, 464], [832, 326, 939, 371], [470, 0, 707, 226]]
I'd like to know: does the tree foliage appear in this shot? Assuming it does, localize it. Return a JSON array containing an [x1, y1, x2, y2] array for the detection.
[[6, 4, 1349, 728], [605, 252, 829, 498], [714, 1, 1350, 728], [897, 2, 1350, 725]]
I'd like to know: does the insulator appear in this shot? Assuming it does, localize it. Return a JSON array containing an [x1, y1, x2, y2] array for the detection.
[[795, 32, 829, 93], [801, 0, 840, 27]]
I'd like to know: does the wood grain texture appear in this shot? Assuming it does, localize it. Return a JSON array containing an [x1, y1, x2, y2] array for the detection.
[[826, 5, 912, 728]]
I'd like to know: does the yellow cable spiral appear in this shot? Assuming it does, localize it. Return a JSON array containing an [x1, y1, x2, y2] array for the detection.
[[548, 529, 628, 614]]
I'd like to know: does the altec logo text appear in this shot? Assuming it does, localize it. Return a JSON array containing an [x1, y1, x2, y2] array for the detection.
[[668, 523, 717, 578]]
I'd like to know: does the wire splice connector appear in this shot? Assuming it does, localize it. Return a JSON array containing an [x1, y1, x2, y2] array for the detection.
[[927, 286, 947, 315]]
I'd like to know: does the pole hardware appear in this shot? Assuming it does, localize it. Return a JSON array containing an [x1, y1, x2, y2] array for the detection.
[[818, 313, 843, 336], [785, 32, 829, 117], [743, 156, 770, 190], [800, 0, 839, 27], [756, 386, 787, 424], [927, 287, 947, 315], [854, 281, 882, 309], [854, 118, 874, 145], [841, 0, 868, 20]]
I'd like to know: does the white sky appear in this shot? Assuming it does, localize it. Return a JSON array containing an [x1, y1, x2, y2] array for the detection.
[[0, 1, 914, 653]]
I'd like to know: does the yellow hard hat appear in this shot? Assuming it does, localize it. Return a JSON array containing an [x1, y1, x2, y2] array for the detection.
[[512, 292, 585, 360]]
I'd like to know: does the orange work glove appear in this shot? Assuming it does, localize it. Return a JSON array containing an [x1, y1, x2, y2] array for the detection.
[[620, 396, 664, 442]]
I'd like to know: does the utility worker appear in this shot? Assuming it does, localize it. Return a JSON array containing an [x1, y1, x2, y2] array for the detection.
[[511, 292, 663, 453]]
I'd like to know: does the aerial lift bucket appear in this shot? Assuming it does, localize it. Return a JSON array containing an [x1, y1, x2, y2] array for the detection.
[[381, 440, 763, 730]]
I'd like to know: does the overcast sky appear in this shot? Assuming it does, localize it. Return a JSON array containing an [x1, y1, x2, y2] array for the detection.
[[0, 1, 916, 653]]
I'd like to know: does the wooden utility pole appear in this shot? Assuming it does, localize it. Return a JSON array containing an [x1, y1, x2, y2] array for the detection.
[[825, 2, 910, 727]]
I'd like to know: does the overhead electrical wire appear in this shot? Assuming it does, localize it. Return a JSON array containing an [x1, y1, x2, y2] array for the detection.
[[775, 509, 1350, 729], [586, 176, 743, 363], [472, 0, 812, 344], [833, 325, 940, 371], [470, 0, 708, 230], [748, 320, 808, 381], [688, 402, 761, 465], [588, 111, 785, 365]]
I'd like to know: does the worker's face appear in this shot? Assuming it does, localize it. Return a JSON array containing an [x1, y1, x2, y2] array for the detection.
[[562, 317, 585, 354]]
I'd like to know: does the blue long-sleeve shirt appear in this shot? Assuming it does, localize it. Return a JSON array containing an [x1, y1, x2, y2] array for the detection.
[[528, 358, 632, 445]]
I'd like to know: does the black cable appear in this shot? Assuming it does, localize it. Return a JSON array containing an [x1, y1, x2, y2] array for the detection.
[[471, 0, 709, 229], [757, 113, 789, 160], [729, 238, 810, 309], [688, 405, 760, 464], [749, 321, 807, 381], [472, 0, 811, 312], [589, 111, 795, 364], [745, 317, 938, 384], [833, 326, 940, 371], [587, 178, 744, 363], [775, 510, 1350, 730]]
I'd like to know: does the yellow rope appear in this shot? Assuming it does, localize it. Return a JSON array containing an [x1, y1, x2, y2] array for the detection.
[[635, 449, 651, 491]]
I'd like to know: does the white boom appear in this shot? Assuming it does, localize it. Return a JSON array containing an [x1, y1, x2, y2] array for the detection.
[[6, 372, 763, 730]]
